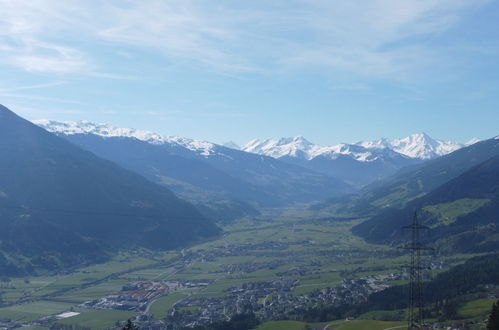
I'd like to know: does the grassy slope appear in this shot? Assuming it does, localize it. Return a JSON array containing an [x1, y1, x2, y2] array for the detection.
[[0, 301, 73, 322], [458, 298, 496, 319], [327, 320, 406, 330], [423, 198, 490, 227], [256, 320, 406, 330], [353, 154, 499, 252], [149, 292, 187, 319], [255, 320, 308, 330], [55, 309, 137, 330]]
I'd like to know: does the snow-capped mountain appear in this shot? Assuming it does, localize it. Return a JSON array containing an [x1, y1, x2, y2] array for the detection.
[[244, 133, 467, 161], [466, 137, 482, 145], [244, 136, 315, 159], [244, 136, 409, 162], [356, 133, 464, 160], [242, 133, 476, 186], [34, 119, 352, 206], [243, 136, 416, 186], [35, 119, 475, 189], [34, 119, 218, 156]]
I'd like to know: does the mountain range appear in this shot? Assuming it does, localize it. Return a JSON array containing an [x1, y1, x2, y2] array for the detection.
[[0, 105, 219, 275], [243, 133, 467, 161], [1, 101, 497, 275], [353, 150, 499, 253], [34, 120, 352, 212], [35, 120, 474, 194], [243, 134, 474, 186], [317, 135, 499, 214], [335, 136, 499, 253]]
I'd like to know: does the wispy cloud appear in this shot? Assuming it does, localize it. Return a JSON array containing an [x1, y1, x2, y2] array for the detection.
[[93, 0, 493, 79], [97, 0, 252, 72], [0, 81, 77, 104], [0, 81, 66, 93], [0, 0, 92, 74], [10, 41, 91, 74], [0, 92, 84, 105], [0, 0, 494, 80], [270, 0, 492, 78]]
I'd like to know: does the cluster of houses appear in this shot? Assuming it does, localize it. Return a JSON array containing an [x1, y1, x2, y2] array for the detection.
[[81, 281, 168, 311], [152, 273, 399, 328]]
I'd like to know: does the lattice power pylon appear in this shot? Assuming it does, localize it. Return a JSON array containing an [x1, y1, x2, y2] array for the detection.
[[399, 211, 433, 329]]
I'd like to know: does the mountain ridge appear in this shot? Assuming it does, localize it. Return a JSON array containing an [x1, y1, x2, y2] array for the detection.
[[242, 133, 478, 187], [34, 119, 221, 157], [352, 151, 499, 253], [35, 120, 473, 162], [315, 135, 499, 216], [35, 119, 352, 208], [0, 105, 220, 275], [244, 133, 468, 161], [38, 120, 472, 188]]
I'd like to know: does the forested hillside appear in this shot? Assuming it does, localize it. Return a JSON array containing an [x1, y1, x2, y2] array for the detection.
[[353, 153, 499, 252], [0, 105, 219, 275]]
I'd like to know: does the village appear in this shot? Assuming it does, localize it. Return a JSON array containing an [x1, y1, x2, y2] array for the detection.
[[76, 272, 398, 329]]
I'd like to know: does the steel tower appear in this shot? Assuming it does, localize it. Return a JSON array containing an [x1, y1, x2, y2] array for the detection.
[[400, 211, 433, 329]]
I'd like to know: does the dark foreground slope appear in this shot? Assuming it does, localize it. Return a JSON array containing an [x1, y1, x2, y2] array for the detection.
[[0, 105, 219, 275], [353, 151, 499, 252]]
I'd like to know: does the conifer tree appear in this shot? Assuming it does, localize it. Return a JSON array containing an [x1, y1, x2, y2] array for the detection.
[[488, 299, 499, 330], [122, 319, 139, 330]]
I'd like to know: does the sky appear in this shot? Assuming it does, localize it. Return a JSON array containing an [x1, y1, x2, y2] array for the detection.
[[1, 0, 498, 146]]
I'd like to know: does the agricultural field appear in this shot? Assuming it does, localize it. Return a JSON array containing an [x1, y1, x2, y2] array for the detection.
[[324, 320, 406, 330], [0, 209, 482, 329], [255, 320, 308, 330], [0, 300, 74, 322], [458, 297, 496, 319], [55, 309, 138, 329], [257, 319, 407, 330], [149, 292, 187, 319]]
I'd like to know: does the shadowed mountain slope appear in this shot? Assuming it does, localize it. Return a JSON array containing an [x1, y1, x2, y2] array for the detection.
[[315, 137, 499, 216], [0, 105, 219, 275], [36, 121, 353, 208], [353, 151, 499, 253]]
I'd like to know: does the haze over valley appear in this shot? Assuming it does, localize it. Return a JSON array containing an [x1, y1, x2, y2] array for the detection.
[[0, 103, 498, 329], [1, 1, 499, 329]]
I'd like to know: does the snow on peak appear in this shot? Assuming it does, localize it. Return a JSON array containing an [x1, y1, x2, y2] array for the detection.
[[389, 133, 462, 159], [243, 136, 317, 159], [243, 136, 402, 162], [244, 133, 465, 162], [34, 119, 166, 142], [356, 137, 392, 150], [34, 119, 218, 156], [465, 137, 481, 146], [356, 133, 463, 160]]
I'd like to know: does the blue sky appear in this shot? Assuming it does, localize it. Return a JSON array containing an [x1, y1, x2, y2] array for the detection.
[[1, 0, 498, 145]]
